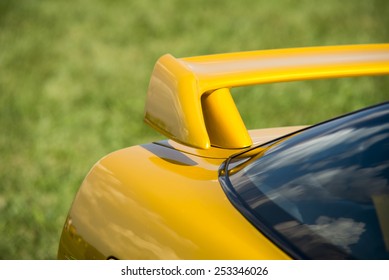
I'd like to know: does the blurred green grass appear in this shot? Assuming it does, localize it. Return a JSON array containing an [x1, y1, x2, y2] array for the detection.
[[0, 0, 388, 259]]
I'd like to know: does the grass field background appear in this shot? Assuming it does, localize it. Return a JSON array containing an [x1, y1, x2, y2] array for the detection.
[[1, 0, 388, 259]]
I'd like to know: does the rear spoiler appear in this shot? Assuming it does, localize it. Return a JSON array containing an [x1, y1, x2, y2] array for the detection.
[[144, 44, 389, 149]]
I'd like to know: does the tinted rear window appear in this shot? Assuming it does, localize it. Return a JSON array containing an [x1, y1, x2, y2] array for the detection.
[[224, 103, 389, 259]]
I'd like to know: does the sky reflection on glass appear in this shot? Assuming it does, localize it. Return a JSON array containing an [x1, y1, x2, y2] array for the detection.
[[229, 103, 389, 259]]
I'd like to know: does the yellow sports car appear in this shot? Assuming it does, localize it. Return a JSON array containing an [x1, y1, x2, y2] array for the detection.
[[58, 44, 389, 260]]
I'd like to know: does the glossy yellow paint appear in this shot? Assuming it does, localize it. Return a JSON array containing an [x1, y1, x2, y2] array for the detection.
[[202, 88, 252, 148], [144, 44, 389, 149], [59, 45, 389, 260], [159, 126, 306, 159], [58, 127, 303, 260]]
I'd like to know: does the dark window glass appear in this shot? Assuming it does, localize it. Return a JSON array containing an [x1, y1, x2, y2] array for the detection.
[[225, 103, 389, 259]]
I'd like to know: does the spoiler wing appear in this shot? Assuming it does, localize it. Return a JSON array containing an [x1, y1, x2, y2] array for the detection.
[[144, 44, 389, 149]]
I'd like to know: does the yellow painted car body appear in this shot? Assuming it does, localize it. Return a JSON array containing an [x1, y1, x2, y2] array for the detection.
[[58, 44, 389, 259]]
